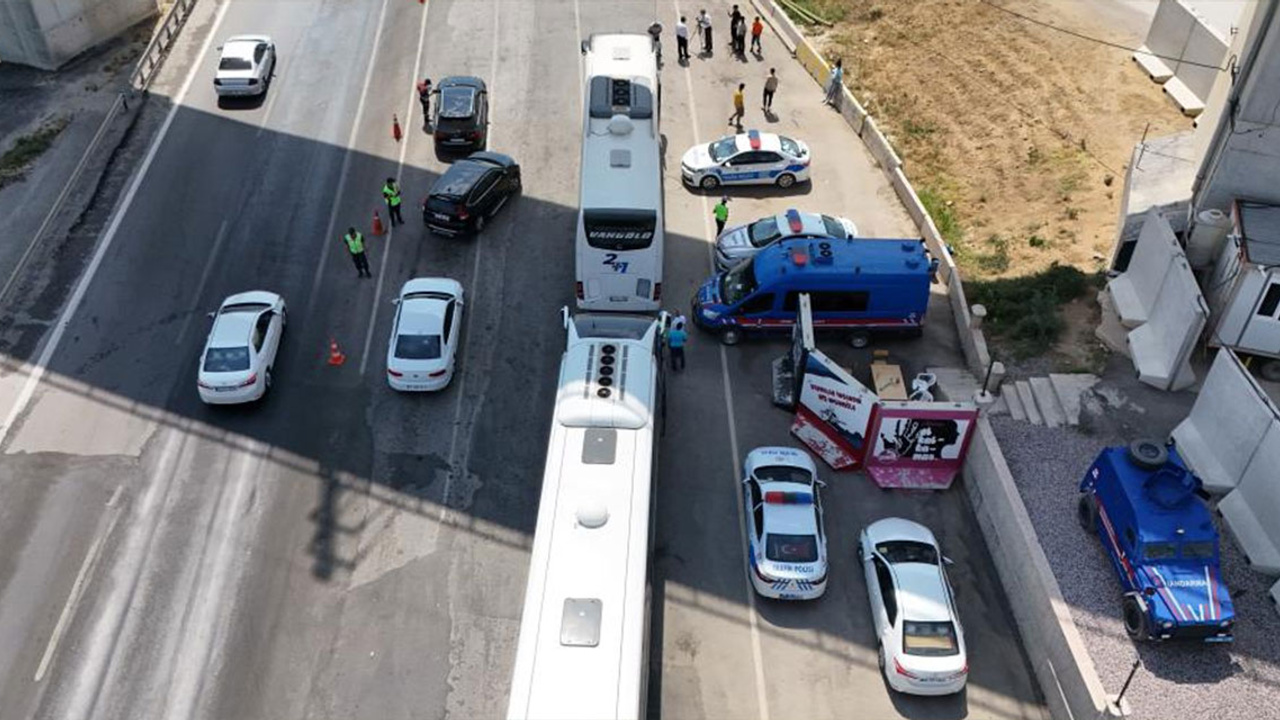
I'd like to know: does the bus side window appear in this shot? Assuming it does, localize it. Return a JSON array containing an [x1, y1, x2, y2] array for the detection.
[[738, 293, 775, 316]]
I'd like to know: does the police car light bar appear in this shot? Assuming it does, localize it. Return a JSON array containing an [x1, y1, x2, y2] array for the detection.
[[785, 209, 804, 234], [748, 130, 761, 150], [764, 491, 813, 505]]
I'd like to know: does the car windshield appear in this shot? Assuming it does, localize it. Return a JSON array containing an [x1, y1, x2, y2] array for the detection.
[[1182, 541, 1215, 559], [395, 334, 442, 360], [779, 136, 803, 156], [203, 346, 250, 372], [765, 533, 818, 563], [876, 541, 939, 565], [720, 261, 758, 306], [439, 87, 476, 119], [902, 621, 960, 657], [218, 56, 253, 71], [1144, 542, 1178, 560], [821, 215, 852, 239], [746, 218, 783, 248], [708, 137, 739, 162], [753, 465, 812, 484]]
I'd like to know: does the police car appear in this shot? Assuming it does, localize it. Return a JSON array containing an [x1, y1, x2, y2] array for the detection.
[[741, 447, 828, 600], [715, 208, 858, 270], [681, 130, 811, 190]]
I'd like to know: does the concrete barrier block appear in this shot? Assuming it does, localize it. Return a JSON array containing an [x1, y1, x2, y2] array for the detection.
[[1107, 209, 1182, 328], [1127, 258, 1206, 391], [1162, 75, 1207, 116], [838, 88, 867, 135], [1174, 20, 1228, 101], [1172, 349, 1280, 494], [1133, 45, 1176, 82], [1144, 0, 1197, 62], [1219, 423, 1280, 575], [861, 116, 902, 171], [794, 39, 830, 87]]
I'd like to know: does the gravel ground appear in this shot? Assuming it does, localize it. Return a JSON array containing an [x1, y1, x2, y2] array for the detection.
[[991, 371, 1280, 720]]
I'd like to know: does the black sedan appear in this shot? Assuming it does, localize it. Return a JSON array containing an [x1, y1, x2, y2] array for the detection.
[[422, 152, 521, 236], [432, 76, 488, 152]]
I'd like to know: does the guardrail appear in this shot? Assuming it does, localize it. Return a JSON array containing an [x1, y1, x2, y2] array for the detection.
[[129, 0, 200, 92]]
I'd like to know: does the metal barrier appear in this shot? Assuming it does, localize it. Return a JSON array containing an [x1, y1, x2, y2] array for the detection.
[[129, 0, 200, 92]]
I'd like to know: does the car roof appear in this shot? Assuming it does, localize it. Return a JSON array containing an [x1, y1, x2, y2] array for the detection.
[[397, 298, 445, 335], [729, 131, 785, 154], [759, 481, 818, 535], [764, 210, 836, 237], [892, 563, 952, 622], [753, 237, 929, 285], [1099, 446, 1217, 544], [431, 160, 491, 197], [222, 36, 268, 56], [865, 517, 938, 547], [210, 308, 258, 346], [438, 76, 486, 90], [466, 151, 516, 168]]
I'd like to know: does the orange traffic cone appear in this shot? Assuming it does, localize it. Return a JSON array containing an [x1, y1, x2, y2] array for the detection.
[[392, 114, 402, 142], [372, 210, 385, 236], [327, 338, 347, 366]]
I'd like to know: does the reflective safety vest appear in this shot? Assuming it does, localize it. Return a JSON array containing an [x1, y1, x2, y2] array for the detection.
[[382, 183, 402, 206], [344, 231, 365, 254], [713, 203, 729, 222]]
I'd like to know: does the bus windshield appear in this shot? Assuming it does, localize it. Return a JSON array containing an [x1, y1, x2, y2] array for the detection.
[[721, 261, 758, 306], [583, 208, 656, 251]]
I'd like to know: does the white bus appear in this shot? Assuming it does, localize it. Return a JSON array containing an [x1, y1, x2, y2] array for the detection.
[[507, 310, 665, 720], [576, 33, 663, 313]]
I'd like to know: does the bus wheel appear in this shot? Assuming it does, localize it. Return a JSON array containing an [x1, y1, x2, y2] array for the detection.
[[776, 173, 796, 189], [700, 175, 721, 190], [720, 327, 743, 346], [848, 331, 870, 349]]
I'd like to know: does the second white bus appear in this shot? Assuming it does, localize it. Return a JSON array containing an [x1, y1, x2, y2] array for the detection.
[[576, 33, 663, 313]]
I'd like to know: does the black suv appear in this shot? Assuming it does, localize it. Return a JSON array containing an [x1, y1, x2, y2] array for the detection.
[[432, 76, 488, 152], [423, 152, 521, 236]]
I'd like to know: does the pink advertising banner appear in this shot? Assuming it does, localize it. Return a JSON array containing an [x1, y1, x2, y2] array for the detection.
[[863, 401, 979, 489]]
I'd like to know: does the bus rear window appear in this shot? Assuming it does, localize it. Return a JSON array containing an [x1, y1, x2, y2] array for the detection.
[[583, 209, 656, 251]]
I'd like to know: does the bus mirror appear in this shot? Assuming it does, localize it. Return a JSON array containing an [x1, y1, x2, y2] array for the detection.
[[560, 306, 570, 329], [580, 40, 589, 55]]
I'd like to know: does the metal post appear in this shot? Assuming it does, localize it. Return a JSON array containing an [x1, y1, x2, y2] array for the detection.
[[1114, 658, 1141, 707], [980, 356, 996, 395]]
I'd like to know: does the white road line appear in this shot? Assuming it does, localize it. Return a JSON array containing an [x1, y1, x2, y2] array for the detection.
[[174, 218, 230, 347], [0, 0, 232, 448], [303, 0, 394, 324], [671, 2, 770, 716], [33, 499, 123, 683], [358, 0, 432, 376], [440, 0, 502, 525]]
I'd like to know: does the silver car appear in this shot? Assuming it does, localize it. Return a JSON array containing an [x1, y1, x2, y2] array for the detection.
[[715, 208, 858, 270], [214, 35, 276, 97]]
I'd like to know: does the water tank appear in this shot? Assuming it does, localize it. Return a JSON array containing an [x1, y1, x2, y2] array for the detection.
[[1185, 208, 1232, 270]]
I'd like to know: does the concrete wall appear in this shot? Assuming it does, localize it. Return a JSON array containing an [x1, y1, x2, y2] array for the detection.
[[1127, 252, 1207, 390], [1139, 0, 1230, 102], [962, 418, 1112, 720], [0, 0, 157, 70], [1219, 419, 1280, 575], [1108, 208, 1185, 327]]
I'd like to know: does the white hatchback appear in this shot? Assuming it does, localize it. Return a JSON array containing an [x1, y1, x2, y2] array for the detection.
[[858, 518, 968, 696], [214, 35, 275, 97], [197, 291, 286, 404], [742, 447, 828, 600], [386, 278, 464, 391]]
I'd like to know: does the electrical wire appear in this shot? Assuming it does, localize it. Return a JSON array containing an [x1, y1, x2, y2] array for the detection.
[[978, 0, 1230, 72]]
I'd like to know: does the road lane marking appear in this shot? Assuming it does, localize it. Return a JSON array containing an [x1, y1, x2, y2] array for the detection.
[[303, 0, 395, 325], [440, 0, 502, 525], [671, 3, 771, 716], [33, 491, 124, 683], [174, 218, 230, 347], [0, 0, 232, 448], [358, 0, 432, 376]]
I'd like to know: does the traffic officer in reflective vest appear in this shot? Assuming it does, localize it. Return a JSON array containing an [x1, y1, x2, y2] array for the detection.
[[382, 177, 404, 226], [344, 226, 372, 278]]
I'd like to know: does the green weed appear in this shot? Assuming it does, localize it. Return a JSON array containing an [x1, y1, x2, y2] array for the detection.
[[0, 117, 70, 190], [965, 264, 1101, 357]]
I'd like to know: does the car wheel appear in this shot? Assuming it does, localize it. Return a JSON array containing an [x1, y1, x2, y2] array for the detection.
[[1122, 595, 1149, 641], [1259, 358, 1280, 382], [474, 214, 487, 233], [264, 367, 273, 394], [700, 175, 721, 190], [848, 331, 870, 349], [1126, 439, 1168, 470], [720, 327, 742, 346], [776, 173, 796, 189], [1076, 494, 1098, 532], [876, 642, 886, 674]]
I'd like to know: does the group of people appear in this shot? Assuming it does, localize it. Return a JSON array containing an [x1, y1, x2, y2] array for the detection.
[[339, 176, 407, 279], [674, 6, 763, 62]]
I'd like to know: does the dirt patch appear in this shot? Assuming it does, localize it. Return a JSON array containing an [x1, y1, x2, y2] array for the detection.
[[792, 0, 1189, 281]]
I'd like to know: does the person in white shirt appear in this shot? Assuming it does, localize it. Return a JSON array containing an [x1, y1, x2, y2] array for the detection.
[[675, 16, 690, 62], [697, 10, 712, 55]]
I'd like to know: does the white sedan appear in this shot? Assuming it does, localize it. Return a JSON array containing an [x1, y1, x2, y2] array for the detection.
[[386, 278, 464, 391], [858, 518, 968, 696], [742, 447, 828, 600], [715, 208, 858, 270], [214, 35, 276, 97], [681, 130, 811, 190], [197, 291, 286, 404]]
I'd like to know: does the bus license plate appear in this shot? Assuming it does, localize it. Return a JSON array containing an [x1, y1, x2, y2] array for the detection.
[[609, 295, 629, 302]]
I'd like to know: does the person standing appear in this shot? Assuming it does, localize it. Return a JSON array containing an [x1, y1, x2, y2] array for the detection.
[[667, 319, 688, 372], [728, 5, 744, 53], [713, 196, 729, 236], [824, 58, 844, 106], [733, 18, 747, 57], [416, 78, 432, 125], [382, 177, 404, 226], [763, 68, 778, 111], [675, 16, 690, 62], [727, 82, 745, 129], [751, 16, 764, 54], [343, 227, 371, 278], [697, 10, 712, 55]]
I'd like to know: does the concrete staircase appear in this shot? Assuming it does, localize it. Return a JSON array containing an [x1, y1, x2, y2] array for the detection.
[[998, 374, 1100, 428]]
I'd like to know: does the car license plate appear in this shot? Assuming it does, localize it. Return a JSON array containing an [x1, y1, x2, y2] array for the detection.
[[609, 295, 630, 302], [215, 386, 237, 392], [433, 213, 450, 221]]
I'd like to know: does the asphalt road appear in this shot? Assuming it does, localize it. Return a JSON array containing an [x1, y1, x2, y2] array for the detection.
[[0, 1, 1048, 719]]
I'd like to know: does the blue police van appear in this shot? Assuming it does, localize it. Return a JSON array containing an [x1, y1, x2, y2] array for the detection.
[[690, 236, 931, 347]]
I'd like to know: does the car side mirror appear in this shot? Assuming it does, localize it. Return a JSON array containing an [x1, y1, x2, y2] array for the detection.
[[390, 298, 400, 305], [943, 556, 955, 566], [816, 479, 828, 488], [206, 311, 216, 318], [580, 39, 589, 55], [216, 45, 223, 52], [560, 306, 570, 329]]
